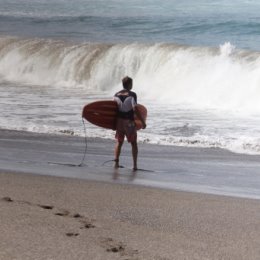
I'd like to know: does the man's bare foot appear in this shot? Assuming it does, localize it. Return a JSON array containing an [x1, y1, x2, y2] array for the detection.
[[114, 159, 119, 169]]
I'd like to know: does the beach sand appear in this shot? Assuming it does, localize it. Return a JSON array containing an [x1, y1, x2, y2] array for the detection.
[[1, 172, 260, 260], [1, 129, 260, 259]]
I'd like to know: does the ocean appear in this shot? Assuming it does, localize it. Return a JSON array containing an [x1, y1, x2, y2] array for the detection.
[[1, 0, 260, 154]]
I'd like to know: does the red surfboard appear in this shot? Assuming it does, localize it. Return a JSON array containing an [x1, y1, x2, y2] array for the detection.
[[82, 100, 147, 130]]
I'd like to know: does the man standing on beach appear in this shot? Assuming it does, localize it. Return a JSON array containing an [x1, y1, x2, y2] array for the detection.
[[113, 76, 146, 171]]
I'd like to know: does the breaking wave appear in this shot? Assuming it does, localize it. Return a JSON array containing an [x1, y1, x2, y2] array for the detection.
[[1, 36, 260, 114]]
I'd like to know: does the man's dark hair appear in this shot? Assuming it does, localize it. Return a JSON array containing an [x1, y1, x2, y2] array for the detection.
[[122, 76, 133, 89]]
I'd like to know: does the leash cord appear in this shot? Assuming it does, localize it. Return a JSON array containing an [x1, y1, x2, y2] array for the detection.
[[78, 117, 88, 166], [101, 159, 117, 166], [46, 117, 88, 167]]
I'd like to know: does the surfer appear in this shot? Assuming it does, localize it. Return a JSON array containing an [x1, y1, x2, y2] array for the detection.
[[113, 76, 146, 171]]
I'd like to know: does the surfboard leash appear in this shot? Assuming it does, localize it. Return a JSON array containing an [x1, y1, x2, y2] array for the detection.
[[101, 159, 119, 166], [78, 116, 88, 166], [46, 117, 88, 167]]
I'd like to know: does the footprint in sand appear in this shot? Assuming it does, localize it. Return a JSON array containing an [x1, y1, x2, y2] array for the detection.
[[55, 209, 70, 216], [73, 213, 82, 218], [99, 237, 139, 259], [101, 237, 126, 253], [38, 204, 54, 210], [1, 197, 13, 202], [66, 232, 79, 237], [80, 221, 96, 229]]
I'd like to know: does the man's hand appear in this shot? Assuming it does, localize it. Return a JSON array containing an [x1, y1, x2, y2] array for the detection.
[[134, 105, 146, 130]]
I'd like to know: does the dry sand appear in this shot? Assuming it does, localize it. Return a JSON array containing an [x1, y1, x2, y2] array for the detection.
[[1, 172, 260, 260]]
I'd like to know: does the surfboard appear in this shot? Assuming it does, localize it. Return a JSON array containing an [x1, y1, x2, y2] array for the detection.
[[82, 100, 147, 130]]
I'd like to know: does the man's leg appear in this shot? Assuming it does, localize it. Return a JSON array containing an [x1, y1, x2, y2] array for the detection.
[[114, 140, 123, 168], [131, 141, 138, 170]]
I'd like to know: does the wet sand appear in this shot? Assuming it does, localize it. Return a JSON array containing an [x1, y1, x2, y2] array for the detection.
[[1, 129, 260, 199]]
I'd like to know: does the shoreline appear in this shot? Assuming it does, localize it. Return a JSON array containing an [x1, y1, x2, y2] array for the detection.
[[2, 126, 260, 157], [1, 171, 260, 259], [1, 128, 260, 200]]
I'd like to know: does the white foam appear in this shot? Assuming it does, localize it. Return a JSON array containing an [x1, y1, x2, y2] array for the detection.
[[1, 37, 260, 154]]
